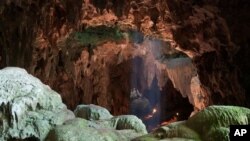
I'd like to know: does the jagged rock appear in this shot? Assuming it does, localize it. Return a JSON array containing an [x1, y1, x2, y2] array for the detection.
[[133, 106, 250, 141], [46, 105, 147, 141], [0, 67, 75, 141], [74, 104, 113, 120]]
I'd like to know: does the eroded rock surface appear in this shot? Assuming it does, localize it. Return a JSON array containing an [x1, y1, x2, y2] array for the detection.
[[0, 67, 75, 141]]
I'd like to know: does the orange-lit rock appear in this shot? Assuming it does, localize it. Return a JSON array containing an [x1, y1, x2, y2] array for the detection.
[[1, 0, 249, 120]]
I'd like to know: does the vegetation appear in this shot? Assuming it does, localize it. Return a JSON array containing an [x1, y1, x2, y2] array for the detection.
[[68, 25, 125, 47]]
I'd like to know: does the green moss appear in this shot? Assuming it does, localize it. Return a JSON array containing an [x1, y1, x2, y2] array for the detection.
[[131, 133, 159, 141], [68, 25, 124, 47], [164, 124, 200, 140], [187, 106, 250, 133], [205, 127, 230, 141], [186, 106, 250, 141], [133, 121, 200, 141], [135, 106, 250, 141]]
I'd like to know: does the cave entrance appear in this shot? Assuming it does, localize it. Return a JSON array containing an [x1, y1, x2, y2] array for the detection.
[[102, 34, 196, 131], [128, 55, 193, 131]]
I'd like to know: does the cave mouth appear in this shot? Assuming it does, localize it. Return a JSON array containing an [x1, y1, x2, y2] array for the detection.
[[0, 18, 195, 131], [58, 27, 195, 131], [129, 75, 193, 131], [128, 55, 193, 131]]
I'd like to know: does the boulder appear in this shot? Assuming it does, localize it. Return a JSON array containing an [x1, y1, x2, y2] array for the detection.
[[74, 104, 113, 120], [111, 115, 147, 134], [46, 118, 145, 141], [74, 104, 147, 133], [46, 104, 147, 141], [133, 106, 250, 141], [186, 106, 250, 141], [0, 67, 75, 141]]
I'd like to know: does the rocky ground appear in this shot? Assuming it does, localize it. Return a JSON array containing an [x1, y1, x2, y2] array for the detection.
[[1, 67, 250, 141], [0, 67, 146, 141]]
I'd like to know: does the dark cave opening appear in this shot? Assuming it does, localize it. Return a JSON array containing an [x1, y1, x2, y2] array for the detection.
[[130, 74, 193, 131], [107, 54, 194, 131], [128, 56, 193, 131]]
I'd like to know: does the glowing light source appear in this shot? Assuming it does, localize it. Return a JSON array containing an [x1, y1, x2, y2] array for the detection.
[[160, 112, 179, 126], [152, 108, 157, 114], [144, 107, 158, 120]]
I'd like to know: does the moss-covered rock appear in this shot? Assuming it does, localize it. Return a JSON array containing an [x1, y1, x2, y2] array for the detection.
[[133, 121, 200, 141], [67, 25, 124, 47], [134, 106, 250, 141], [0, 67, 75, 141], [205, 127, 230, 141], [186, 106, 250, 141]]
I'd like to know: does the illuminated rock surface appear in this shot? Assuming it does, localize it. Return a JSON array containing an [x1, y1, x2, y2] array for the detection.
[[0, 67, 147, 141], [0, 67, 75, 141], [1, 0, 249, 113]]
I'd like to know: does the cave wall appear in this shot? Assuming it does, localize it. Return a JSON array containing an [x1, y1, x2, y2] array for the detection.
[[1, 0, 250, 114], [165, 0, 250, 106]]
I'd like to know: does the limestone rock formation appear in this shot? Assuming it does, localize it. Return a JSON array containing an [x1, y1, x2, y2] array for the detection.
[[0, 67, 147, 141], [0, 67, 75, 141], [1, 0, 250, 127], [74, 104, 147, 134], [133, 106, 250, 141], [47, 104, 147, 141], [46, 118, 145, 141], [74, 104, 113, 120]]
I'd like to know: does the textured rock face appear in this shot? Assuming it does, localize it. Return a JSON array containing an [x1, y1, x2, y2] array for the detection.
[[47, 104, 147, 141], [165, 0, 250, 107], [0, 67, 75, 141], [1, 0, 249, 119], [134, 106, 250, 141], [0, 68, 147, 141], [74, 104, 113, 120]]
